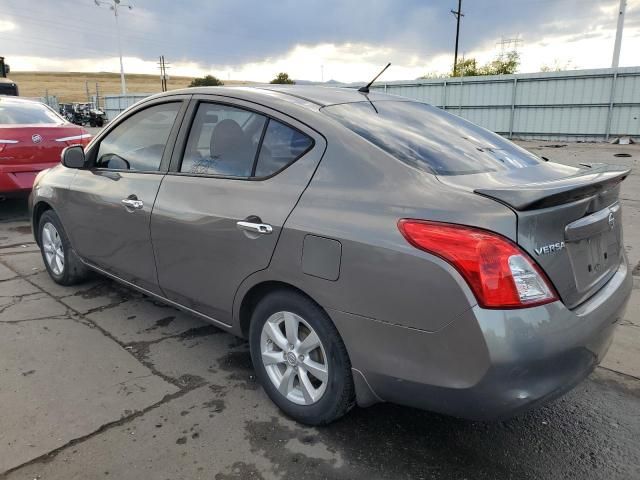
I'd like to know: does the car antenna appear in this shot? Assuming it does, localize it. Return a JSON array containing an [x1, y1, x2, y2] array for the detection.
[[358, 63, 391, 93]]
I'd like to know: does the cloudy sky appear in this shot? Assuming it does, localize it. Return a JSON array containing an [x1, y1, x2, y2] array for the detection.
[[1, 0, 639, 82]]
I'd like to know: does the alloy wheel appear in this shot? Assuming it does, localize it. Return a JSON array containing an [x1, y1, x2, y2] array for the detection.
[[42, 222, 64, 276], [260, 311, 329, 405]]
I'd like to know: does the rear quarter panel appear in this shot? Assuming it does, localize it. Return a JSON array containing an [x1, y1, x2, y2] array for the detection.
[[235, 120, 518, 333]]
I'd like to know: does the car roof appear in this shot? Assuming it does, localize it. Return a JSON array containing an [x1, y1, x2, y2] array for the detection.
[[162, 85, 402, 109]]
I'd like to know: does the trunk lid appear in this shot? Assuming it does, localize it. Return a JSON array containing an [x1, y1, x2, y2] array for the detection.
[[0, 125, 90, 165], [438, 162, 630, 309]]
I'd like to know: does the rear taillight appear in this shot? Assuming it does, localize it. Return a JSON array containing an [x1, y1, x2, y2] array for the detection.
[[397, 219, 558, 309]]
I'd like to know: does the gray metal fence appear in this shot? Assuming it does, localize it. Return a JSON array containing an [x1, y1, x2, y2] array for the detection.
[[103, 94, 153, 121], [372, 67, 640, 142], [100, 68, 640, 142], [26, 95, 59, 112]]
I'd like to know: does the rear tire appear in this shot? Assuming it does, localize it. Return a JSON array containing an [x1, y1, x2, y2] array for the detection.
[[249, 289, 355, 425], [38, 210, 90, 286]]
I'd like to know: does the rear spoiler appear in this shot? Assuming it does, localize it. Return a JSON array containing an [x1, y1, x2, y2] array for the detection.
[[475, 164, 630, 211]]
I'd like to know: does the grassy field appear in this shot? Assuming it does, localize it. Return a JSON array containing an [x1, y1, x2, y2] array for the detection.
[[10, 72, 253, 103]]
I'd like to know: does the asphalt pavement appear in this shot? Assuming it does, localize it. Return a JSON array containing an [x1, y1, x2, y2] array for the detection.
[[0, 140, 638, 480]]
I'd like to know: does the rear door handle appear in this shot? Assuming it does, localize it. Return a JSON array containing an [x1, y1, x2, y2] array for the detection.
[[121, 198, 144, 210], [236, 221, 273, 235]]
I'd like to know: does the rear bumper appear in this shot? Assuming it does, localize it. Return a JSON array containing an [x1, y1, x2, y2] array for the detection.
[[0, 162, 57, 194], [331, 258, 632, 420]]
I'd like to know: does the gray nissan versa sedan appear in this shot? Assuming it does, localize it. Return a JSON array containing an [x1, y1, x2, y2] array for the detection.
[[29, 86, 632, 425]]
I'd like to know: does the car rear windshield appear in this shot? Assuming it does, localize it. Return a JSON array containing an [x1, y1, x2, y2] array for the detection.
[[0, 101, 65, 125], [321, 100, 540, 175]]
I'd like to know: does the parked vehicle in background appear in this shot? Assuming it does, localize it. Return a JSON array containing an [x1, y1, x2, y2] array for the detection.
[[30, 86, 632, 425], [59, 102, 106, 127], [0, 56, 18, 96], [0, 96, 91, 196]]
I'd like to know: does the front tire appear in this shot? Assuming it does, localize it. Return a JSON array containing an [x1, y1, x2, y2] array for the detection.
[[249, 290, 355, 425], [39, 210, 89, 286]]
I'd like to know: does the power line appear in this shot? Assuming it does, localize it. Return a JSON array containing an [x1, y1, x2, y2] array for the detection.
[[496, 36, 523, 58]]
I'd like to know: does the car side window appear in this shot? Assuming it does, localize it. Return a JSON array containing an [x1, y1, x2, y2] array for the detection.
[[254, 119, 313, 177], [180, 103, 266, 177], [95, 102, 181, 171]]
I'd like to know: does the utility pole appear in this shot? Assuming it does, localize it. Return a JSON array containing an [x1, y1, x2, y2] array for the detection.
[[158, 55, 170, 92], [159, 56, 170, 92], [158, 56, 165, 92], [612, 0, 627, 68], [95, 0, 133, 94], [451, 0, 464, 76]]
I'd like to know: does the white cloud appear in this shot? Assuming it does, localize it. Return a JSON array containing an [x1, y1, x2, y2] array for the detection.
[[6, 14, 640, 83], [0, 19, 18, 32], [211, 43, 449, 83]]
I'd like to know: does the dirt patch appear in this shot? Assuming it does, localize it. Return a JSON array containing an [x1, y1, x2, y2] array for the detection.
[[179, 325, 223, 340], [243, 418, 348, 479], [217, 349, 259, 390], [74, 280, 141, 302], [202, 399, 226, 417], [175, 374, 205, 389], [215, 461, 266, 480], [9, 225, 32, 235], [155, 316, 175, 327], [632, 260, 640, 276], [143, 316, 176, 332]]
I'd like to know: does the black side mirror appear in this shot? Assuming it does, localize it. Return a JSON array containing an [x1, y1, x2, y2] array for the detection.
[[61, 145, 86, 169]]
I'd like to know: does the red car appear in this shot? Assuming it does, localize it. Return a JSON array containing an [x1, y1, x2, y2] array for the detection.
[[0, 96, 92, 196]]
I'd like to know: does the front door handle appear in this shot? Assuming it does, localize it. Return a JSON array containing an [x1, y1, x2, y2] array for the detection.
[[121, 198, 144, 210], [236, 221, 273, 235]]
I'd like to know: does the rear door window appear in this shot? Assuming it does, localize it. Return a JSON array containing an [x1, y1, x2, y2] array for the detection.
[[322, 101, 540, 175], [254, 119, 313, 177], [180, 103, 266, 177]]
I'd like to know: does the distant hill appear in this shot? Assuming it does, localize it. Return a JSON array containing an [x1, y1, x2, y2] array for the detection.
[[10, 71, 254, 103]]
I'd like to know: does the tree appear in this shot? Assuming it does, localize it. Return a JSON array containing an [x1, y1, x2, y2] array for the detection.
[[189, 75, 224, 87], [452, 58, 480, 77], [480, 51, 520, 75], [417, 72, 449, 80], [540, 59, 574, 72], [452, 51, 520, 77], [270, 72, 295, 84]]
